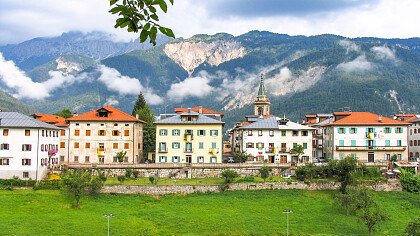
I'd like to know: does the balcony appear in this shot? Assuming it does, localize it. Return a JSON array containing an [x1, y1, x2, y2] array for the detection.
[[184, 134, 194, 141], [184, 148, 194, 153], [365, 132, 377, 139], [336, 146, 406, 151], [265, 147, 274, 153], [97, 148, 105, 157], [279, 147, 290, 153], [317, 144, 323, 149], [158, 148, 168, 153], [209, 148, 219, 154]]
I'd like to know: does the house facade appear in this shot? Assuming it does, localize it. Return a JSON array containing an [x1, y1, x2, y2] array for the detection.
[[0, 112, 60, 180], [65, 106, 144, 164], [240, 116, 314, 163], [323, 112, 409, 162], [303, 114, 333, 160], [154, 109, 224, 163], [408, 117, 420, 161]]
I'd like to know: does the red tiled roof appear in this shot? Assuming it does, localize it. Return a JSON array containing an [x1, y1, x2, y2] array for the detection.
[[67, 106, 145, 123], [303, 119, 317, 125], [174, 106, 223, 115], [305, 114, 317, 118], [325, 112, 410, 126], [33, 113, 68, 127]]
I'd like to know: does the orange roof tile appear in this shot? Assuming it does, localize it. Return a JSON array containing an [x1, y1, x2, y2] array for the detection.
[[174, 106, 223, 115], [33, 113, 68, 127], [325, 112, 410, 126], [305, 114, 317, 118], [67, 106, 145, 123]]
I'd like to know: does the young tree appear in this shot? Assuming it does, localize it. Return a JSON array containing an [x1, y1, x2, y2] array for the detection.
[[132, 93, 156, 162], [116, 151, 127, 163], [109, 0, 175, 45], [234, 151, 250, 163], [259, 166, 272, 182], [336, 156, 357, 193], [290, 145, 305, 163], [54, 108, 73, 118], [405, 218, 420, 236]]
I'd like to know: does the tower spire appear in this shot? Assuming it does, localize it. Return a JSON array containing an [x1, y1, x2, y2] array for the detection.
[[258, 74, 266, 97], [254, 74, 271, 117]]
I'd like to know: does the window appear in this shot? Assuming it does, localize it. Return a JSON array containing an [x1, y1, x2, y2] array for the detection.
[[197, 130, 206, 136], [74, 156, 79, 162], [246, 142, 254, 148], [113, 143, 118, 149], [293, 143, 297, 148], [85, 142, 90, 148], [25, 130, 30, 136], [302, 131, 308, 136], [248, 130, 253, 136], [197, 156, 204, 163], [124, 143, 129, 149], [210, 157, 217, 163], [269, 130, 274, 136], [410, 140, 413, 146], [159, 142, 167, 152], [351, 140, 356, 146], [172, 142, 180, 149], [303, 143, 307, 149], [23, 172, 29, 178], [292, 131, 298, 136], [339, 140, 344, 146], [0, 143, 9, 150], [0, 158, 10, 165], [22, 144, 32, 151], [60, 129, 66, 136], [42, 130, 45, 137], [98, 130, 105, 136], [258, 130, 263, 136], [86, 130, 91, 136], [87, 123, 90, 126], [172, 156, 180, 162], [101, 124, 104, 126], [74, 130, 80, 136], [257, 142, 264, 148], [74, 142, 79, 148], [349, 128, 357, 134], [384, 127, 391, 133], [159, 129, 168, 136], [210, 130, 219, 136], [3, 129, 9, 136], [22, 159, 31, 166], [395, 127, 403, 133], [159, 156, 167, 162], [281, 131, 286, 136], [172, 129, 180, 136], [85, 156, 90, 163], [199, 142, 204, 149], [385, 140, 390, 147], [212, 142, 217, 148], [60, 156, 65, 162], [397, 140, 402, 146], [338, 128, 346, 134], [124, 130, 129, 136], [60, 142, 65, 148], [112, 130, 119, 136], [75, 123, 79, 126]]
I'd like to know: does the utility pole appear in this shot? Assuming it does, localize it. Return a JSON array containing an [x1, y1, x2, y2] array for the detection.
[[283, 209, 293, 236], [103, 213, 115, 236]]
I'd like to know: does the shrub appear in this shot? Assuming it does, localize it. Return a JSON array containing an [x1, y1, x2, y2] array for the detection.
[[0, 178, 36, 188], [117, 175, 126, 183], [125, 168, 133, 178], [33, 180, 60, 190], [149, 176, 155, 185], [405, 218, 420, 236], [259, 166, 272, 182], [132, 170, 140, 179], [237, 176, 255, 183], [221, 170, 239, 184], [399, 169, 420, 193]]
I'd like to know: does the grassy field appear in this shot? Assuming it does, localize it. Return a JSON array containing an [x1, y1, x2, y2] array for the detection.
[[0, 189, 418, 235]]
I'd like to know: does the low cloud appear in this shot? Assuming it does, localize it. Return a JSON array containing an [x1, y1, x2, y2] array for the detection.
[[0, 53, 87, 100], [167, 74, 213, 102], [371, 45, 396, 60], [104, 96, 119, 106], [337, 55, 373, 72], [338, 39, 361, 53]]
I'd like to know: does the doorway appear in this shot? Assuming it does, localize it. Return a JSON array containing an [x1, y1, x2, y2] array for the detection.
[[269, 155, 275, 163], [186, 155, 192, 164], [280, 155, 287, 163], [368, 153, 374, 162]]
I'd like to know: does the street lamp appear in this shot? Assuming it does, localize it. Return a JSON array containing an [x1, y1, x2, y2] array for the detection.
[[103, 213, 115, 236], [283, 209, 293, 236]]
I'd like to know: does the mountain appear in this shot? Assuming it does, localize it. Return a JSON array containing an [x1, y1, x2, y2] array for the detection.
[[0, 30, 419, 131], [0, 90, 35, 114]]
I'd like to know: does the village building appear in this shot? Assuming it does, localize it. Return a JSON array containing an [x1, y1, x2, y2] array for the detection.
[[323, 112, 410, 162], [303, 114, 333, 160], [65, 106, 144, 164], [407, 117, 420, 161], [0, 112, 60, 180], [154, 108, 224, 163]]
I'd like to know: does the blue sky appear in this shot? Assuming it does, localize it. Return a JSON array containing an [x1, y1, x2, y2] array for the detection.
[[0, 0, 419, 44]]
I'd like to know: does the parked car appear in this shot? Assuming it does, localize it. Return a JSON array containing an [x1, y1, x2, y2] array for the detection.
[[227, 157, 236, 163]]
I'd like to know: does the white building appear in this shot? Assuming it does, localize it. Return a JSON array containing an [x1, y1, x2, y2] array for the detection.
[[408, 117, 420, 161], [0, 112, 60, 180], [240, 116, 314, 163], [303, 114, 333, 160], [323, 112, 409, 162]]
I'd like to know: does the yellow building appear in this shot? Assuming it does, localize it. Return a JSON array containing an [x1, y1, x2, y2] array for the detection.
[[154, 109, 224, 163]]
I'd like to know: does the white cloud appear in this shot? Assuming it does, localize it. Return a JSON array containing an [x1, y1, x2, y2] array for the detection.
[[167, 75, 213, 102], [97, 65, 163, 105], [337, 55, 373, 72], [371, 45, 396, 60], [104, 96, 119, 106], [339, 39, 361, 53]]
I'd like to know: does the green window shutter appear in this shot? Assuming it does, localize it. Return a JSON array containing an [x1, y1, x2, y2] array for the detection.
[[385, 140, 390, 146], [355, 128, 358, 133], [204, 130, 206, 136], [199, 142, 204, 149], [351, 140, 356, 146], [172, 130, 175, 135], [383, 128, 386, 133], [366, 128, 369, 133], [339, 140, 344, 146], [343, 128, 346, 134], [303, 143, 307, 149], [390, 128, 392, 133], [197, 130, 200, 135], [212, 142, 216, 148], [384, 154, 386, 161], [159, 143, 162, 150], [293, 143, 297, 148], [366, 140, 369, 147], [373, 128, 376, 133], [373, 140, 376, 147], [172, 156, 174, 162], [197, 156, 200, 162]]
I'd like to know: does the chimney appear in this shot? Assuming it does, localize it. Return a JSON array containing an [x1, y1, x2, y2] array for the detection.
[[378, 115, 382, 123], [72, 112, 78, 117], [187, 107, 191, 113], [198, 106, 203, 114]]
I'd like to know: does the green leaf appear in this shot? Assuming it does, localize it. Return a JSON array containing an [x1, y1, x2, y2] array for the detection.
[[149, 6, 157, 13], [140, 29, 148, 43], [144, 22, 151, 30], [150, 13, 158, 21], [158, 1, 167, 13], [110, 0, 119, 6], [163, 27, 175, 38], [168, 0, 174, 5]]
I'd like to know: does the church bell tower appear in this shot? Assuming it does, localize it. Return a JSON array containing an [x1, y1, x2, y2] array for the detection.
[[254, 74, 271, 117]]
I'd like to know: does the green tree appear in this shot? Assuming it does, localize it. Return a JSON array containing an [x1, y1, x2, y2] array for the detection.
[[132, 93, 156, 161], [259, 166, 272, 182], [109, 0, 175, 45], [60, 169, 104, 208], [405, 218, 420, 236], [54, 108, 73, 118], [336, 156, 357, 193], [290, 144, 305, 163], [116, 151, 127, 163], [234, 151, 249, 163]]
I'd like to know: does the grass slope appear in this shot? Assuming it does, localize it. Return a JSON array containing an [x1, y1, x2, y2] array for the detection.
[[0, 190, 418, 235]]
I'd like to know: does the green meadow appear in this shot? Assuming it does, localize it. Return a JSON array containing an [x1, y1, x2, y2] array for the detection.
[[0, 189, 418, 235]]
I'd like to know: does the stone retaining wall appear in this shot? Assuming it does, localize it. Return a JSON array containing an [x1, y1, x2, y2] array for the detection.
[[101, 180, 402, 195]]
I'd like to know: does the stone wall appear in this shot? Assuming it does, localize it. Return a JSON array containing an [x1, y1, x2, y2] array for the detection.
[[101, 180, 402, 195]]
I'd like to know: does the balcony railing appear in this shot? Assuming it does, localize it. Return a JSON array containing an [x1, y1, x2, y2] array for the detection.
[[336, 146, 406, 151], [279, 147, 290, 153], [184, 148, 194, 153], [158, 148, 168, 153], [265, 147, 274, 153], [365, 132, 377, 139], [209, 148, 219, 154]]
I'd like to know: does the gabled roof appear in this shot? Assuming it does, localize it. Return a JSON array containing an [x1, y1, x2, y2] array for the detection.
[[0, 112, 60, 129], [394, 114, 418, 123], [154, 112, 224, 125], [174, 106, 223, 115], [325, 112, 410, 126], [67, 106, 145, 123], [411, 118, 420, 123], [240, 116, 314, 130], [33, 113, 68, 127]]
